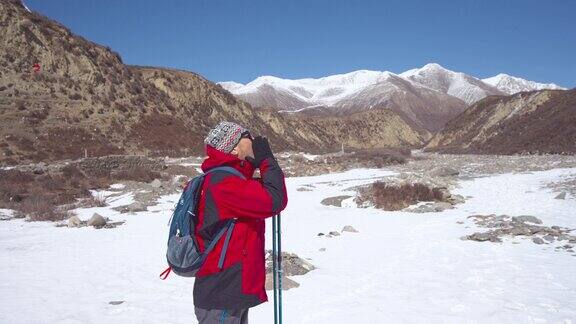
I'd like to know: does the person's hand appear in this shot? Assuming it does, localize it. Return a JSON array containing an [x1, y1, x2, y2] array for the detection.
[[246, 136, 273, 168]]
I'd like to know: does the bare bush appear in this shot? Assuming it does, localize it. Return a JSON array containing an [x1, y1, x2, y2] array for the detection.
[[111, 167, 162, 183], [0, 169, 34, 204], [356, 182, 444, 211], [85, 193, 107, 207], [15, 189, 69, 221]]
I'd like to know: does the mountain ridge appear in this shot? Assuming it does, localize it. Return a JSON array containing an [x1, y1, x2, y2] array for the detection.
[[220, 63, 565, 107], [0, 0, 424, 165]]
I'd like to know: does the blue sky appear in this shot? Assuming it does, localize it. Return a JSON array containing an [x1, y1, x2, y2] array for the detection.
[[26, 0, 575, 87]]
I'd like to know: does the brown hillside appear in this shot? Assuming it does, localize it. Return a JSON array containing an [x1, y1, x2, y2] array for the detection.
[[424, 89, 576, 155], [0, 0, 424, 166]]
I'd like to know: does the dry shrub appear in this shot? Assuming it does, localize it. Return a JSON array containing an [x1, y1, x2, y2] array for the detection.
[[14, 189, 69, 221], [84, 193, 107, 207], [357, 182, 444, 211], [0, 166, 92, 218], [0, 169, 34, 204], [325, 148, 409, 169], [111, 167, 161, 183], [290, 154, 309, 164]]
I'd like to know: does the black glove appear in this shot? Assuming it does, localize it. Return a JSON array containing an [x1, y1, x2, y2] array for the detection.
[[246, 136, 274, 168]]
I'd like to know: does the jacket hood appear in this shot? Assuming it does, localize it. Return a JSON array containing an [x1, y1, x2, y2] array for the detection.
[[201, 145, 255, 179]]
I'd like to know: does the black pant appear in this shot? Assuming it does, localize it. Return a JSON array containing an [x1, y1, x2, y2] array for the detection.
[[194, 307, 249, 324]]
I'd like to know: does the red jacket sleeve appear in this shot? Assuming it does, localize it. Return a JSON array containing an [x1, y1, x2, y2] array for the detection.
[[211, 157, 288, 219]]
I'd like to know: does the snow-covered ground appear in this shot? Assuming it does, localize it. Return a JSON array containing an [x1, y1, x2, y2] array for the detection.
[[1, 167, 575, 323]]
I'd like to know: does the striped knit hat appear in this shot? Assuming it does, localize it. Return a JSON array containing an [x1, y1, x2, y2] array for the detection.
[[204, 121, 249, 153]]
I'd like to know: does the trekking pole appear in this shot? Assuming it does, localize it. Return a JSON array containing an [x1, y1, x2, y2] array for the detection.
[[272, 214, 278, 324], [277, 212, 283, 324]]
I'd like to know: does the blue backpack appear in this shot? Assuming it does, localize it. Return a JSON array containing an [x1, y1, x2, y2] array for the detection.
[[159, 166, 246, 280]]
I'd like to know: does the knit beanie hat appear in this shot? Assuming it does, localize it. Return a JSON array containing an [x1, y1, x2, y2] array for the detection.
[[204, 121, 249, 153]]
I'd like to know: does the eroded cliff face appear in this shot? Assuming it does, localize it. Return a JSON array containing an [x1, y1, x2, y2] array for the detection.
[[425, 89, 576, 155]]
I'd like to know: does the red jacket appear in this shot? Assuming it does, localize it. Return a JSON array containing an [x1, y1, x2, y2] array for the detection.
[[193, 145, 288, 310]]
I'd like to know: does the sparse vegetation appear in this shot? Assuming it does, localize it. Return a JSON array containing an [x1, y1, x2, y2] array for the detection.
[[84, 193, 107, 207], [69, 93, 82, 100], [355, 182, 445, 211], [0, 156, 166, 221], [14, 189, 71, 221]]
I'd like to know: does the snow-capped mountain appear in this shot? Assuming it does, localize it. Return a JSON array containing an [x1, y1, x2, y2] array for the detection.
[[219, 64, 564, 132], [399, 63, 504, 104], [329, 73, 467, 132], [220, 69, 468, 132], [482, 73, 566, 95], [220, 70, 396, 110]]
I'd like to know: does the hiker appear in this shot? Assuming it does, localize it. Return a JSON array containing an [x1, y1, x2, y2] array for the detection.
[[193, 121, 288, 324]]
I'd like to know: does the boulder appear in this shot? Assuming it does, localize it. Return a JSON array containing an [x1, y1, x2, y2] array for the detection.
[[87, 213, 107, 228], [512, 215, 543, 224], [410, 204, 435, 213], [342, 225, 358, 233], [266, 251, 315, 276], [150, 179, 162, 188], [431, 202, 454, 212], [449, 194, 466, 205], [509, 226, 532, 236], [555, 192, 567, 200], [532, 237, 545, 244], [108, 301, 125, 305], [465, 232, 501, 243], [127, 201, 147, 213], [67, 215, 82, 228], [329, 231, 340, 236], [543, 234, 555, 242], [265, 274, 300, 291], [320, 195, 352, 207]]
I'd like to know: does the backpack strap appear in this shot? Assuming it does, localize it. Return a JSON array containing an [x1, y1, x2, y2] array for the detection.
[[201, 220, 233, 260], [206, 166, 247, 180], [203, 165, 245, 270], [218, 220, 235, 269]]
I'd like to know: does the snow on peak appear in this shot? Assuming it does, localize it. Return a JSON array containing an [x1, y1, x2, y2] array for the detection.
[[221, 63, 565, 107], [421, 62, 448, 71], [221, 69, 398, 106], [400, 63, 450, 77], [482, 74, 565, 95], [218, 81, 244, 92], [400, 63, 502, 104]]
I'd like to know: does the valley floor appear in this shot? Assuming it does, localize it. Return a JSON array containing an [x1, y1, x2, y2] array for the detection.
[[1, 161, 575, 323]]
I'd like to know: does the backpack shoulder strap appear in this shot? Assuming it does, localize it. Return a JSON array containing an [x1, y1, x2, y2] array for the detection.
[[205, 166, 247, 180], [202, 166, 245, 270]]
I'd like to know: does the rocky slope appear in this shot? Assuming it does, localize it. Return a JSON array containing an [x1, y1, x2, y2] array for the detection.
[[0, 0, 424, 166], [424, 89, 576, 154]]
